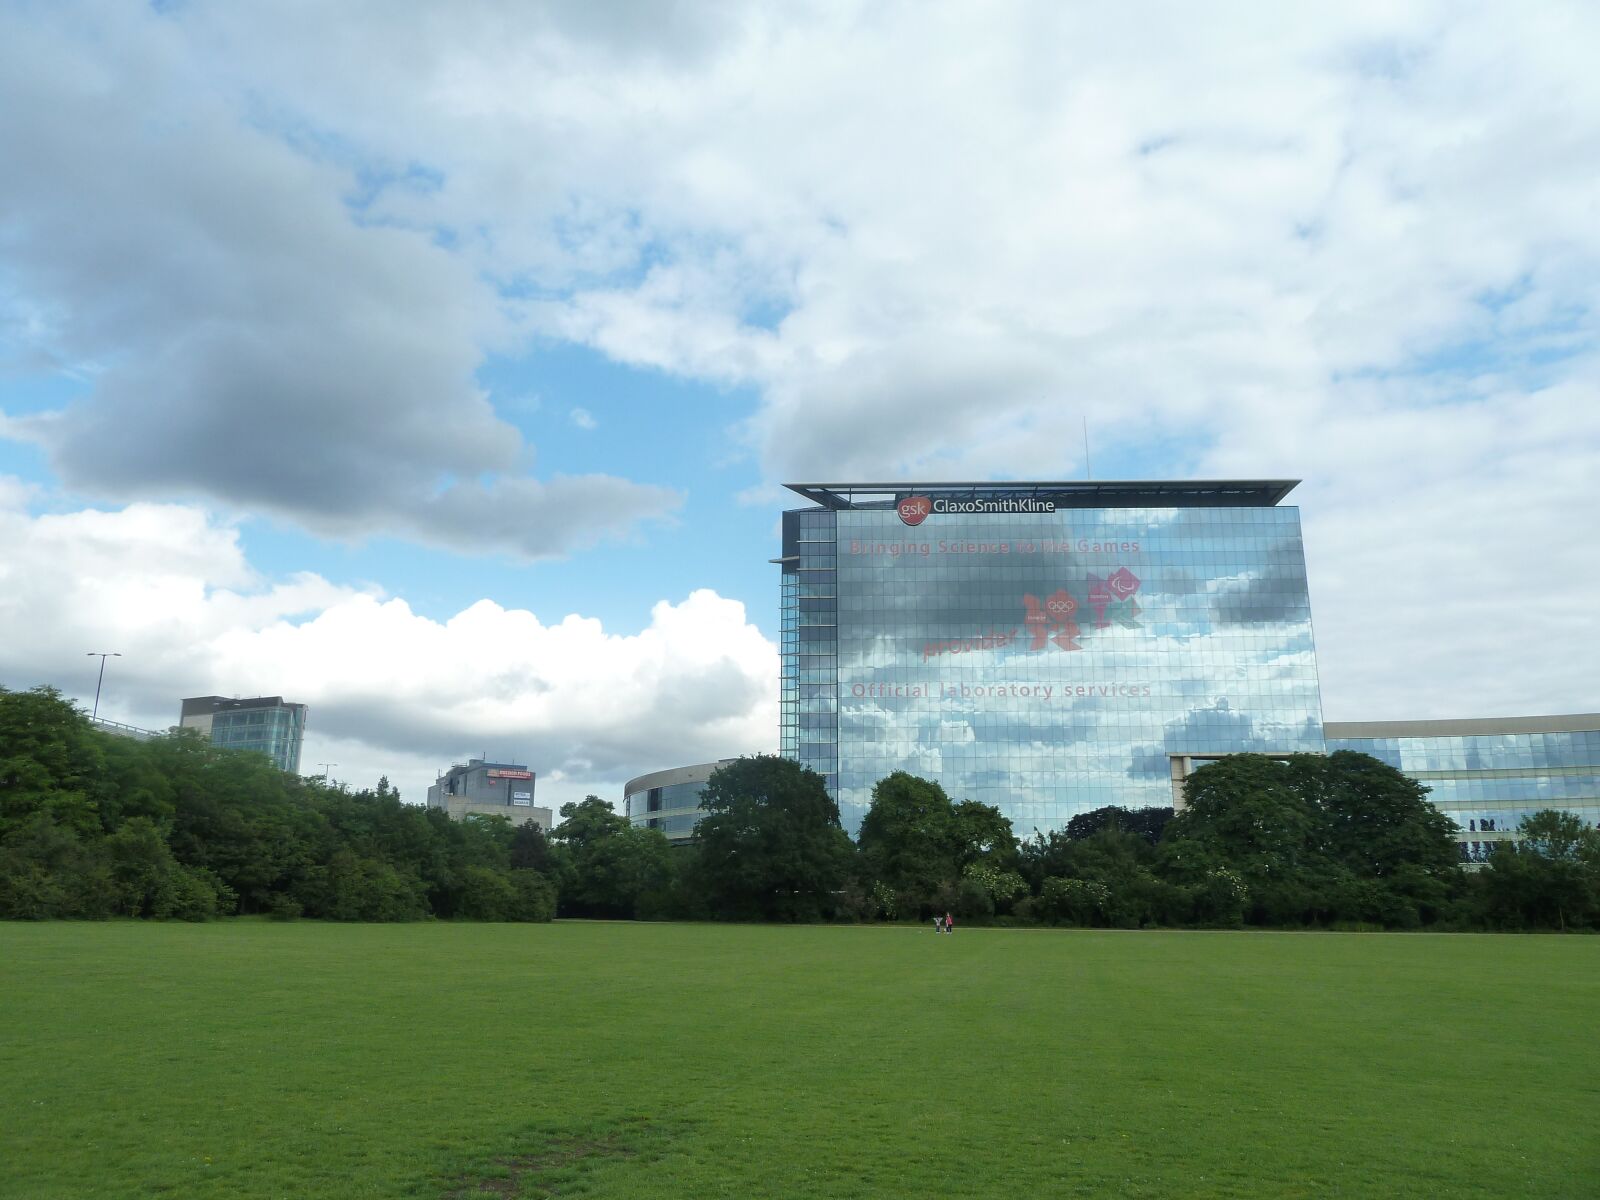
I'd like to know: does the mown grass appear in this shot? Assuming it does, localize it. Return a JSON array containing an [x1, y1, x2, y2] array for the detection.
[[1, 921, 1597, 1199]]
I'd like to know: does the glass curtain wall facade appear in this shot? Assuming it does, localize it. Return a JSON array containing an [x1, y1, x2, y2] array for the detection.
[[210, 704, 306, 774], [1326, 717, 1600, 863], [627, 781, 709, 840], [780, 510, 840, 791], [181, 695, 307, 774], [780, 484, 1325, 836], [623, 761, 739, 843]]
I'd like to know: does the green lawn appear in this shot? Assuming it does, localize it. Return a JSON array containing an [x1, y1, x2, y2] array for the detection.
[[1, 923, 1597, 1199]]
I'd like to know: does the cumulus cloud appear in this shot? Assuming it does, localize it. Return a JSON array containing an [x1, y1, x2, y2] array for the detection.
[[0, 497, 777, 808], [1, 1, 1596, 725], [0, 5, 678, 558], [107, 5, 1594, 454]]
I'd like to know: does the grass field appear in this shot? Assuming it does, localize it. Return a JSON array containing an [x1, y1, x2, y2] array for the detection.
[[1, 923, 1597, 1199]]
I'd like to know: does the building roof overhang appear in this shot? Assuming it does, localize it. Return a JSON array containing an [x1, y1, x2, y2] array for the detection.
[[783, 480, 1299, 510]]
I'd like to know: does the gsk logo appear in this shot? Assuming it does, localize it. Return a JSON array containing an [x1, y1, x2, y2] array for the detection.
[[897, 495, 932, 526]]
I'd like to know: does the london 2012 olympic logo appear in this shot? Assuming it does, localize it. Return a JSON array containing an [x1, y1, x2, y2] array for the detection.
[[897, 495, 932, 526]]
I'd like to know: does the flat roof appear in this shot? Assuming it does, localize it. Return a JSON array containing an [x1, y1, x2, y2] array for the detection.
[[180, 695, 303, 715], [784, 480, 1299, 509], [624, 759, 741, 796], [1326, 714, 1600, 739]]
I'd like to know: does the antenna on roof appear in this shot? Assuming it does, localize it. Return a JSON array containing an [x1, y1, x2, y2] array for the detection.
[[1083, 416, 1093, 480]]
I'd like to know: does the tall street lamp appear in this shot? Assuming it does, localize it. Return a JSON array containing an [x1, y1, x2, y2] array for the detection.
[[86, 652, 121, 721], [317, 763, 338, 780]]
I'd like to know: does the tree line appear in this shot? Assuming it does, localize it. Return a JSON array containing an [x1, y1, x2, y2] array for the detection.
[[4, 685, 1597, 929], [0, 687, 556, 921]]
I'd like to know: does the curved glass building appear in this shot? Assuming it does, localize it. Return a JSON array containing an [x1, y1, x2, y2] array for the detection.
[[778, 481, 1325, 836], [623, 760, 738, 842]]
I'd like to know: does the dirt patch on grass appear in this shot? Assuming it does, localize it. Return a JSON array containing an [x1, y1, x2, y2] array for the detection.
[[443, 1123, 661, 1198]]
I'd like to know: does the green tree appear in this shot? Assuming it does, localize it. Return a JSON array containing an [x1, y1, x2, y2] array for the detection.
[[0, 686, 106, 838], [1163, 751, 1465, 928], [857, 772, 958, 916], [102, 816, 232, 919], [1036, 877, 1112, 925], [856, 775, 1020, 919], [1163, 753, 1334, 925], [0, 817, 116, 919], [1034, 828, 1176, 927], [961, 860, 1028, 905], [318, 851, 429, 921], [457, 864, 518, 920], [1064, 804, 1173, 846], [96, 733, 178, 831], [950, 799, 1019, 872], [549, 797, 671, 919], [1481, 810, 1600, 931], [1302, 752, 1458, 876], [0, 685, 559, 923], [1297, 751, 1460, 927], [509, 821, 553, 873], [104, 816, 182, 917], [695, 756, 855, 922], [507, 868, 558, 922]]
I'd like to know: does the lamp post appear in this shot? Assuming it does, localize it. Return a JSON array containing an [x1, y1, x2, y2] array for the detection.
[[317, 763, 338, 781], [85, 652, 121, 721]]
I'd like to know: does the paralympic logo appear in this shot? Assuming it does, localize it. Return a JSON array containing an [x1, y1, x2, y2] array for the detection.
[[1021, 570, 1141, 650]]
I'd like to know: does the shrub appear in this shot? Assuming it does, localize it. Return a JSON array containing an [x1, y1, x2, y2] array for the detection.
[[169, 866, 235, 921], [507, 869, 557, 922], [1037, 877, 1111, 926], [267, 893, 303, 921], [870, 880, 898, 921], [1194, 868, 1247, 927]]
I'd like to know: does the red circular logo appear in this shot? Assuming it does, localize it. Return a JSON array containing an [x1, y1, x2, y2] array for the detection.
[[898, 495, 932, 526]]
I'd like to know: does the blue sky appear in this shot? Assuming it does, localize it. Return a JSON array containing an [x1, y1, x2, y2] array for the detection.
[[238, 343, 777, 636], [1, 0, 1596, 809]]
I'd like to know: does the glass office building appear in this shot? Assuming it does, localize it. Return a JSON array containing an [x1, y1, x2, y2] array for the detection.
[[778, 482, 1325, 836], [179, 694, 307, 774], [623, 761, 737, 841], [1326, 716, 1600, 863]]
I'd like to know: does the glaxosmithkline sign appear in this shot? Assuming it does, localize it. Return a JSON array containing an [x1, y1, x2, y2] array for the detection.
[[897, 495, 1056, 526]]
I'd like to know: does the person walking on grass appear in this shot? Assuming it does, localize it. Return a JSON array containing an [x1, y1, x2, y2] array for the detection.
[[944, 912, 955, 934]]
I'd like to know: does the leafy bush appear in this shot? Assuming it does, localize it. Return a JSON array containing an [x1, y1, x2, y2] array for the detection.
[[1037, 877, 1111, 926], [267, 893, 303, 921], [507, 869, 557, 922]]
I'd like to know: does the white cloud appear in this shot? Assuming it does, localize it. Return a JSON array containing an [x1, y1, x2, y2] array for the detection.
[[100, 3, 1594, 470], [569, 407, 598, 430], [0, 497, 777, 809], [0, 4, 678, 558], [1, 1, 1597, 725]]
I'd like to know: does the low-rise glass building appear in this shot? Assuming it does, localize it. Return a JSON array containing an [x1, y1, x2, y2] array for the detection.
[[1325, 716, 1600, 862], [623, 760, 738, 842]]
